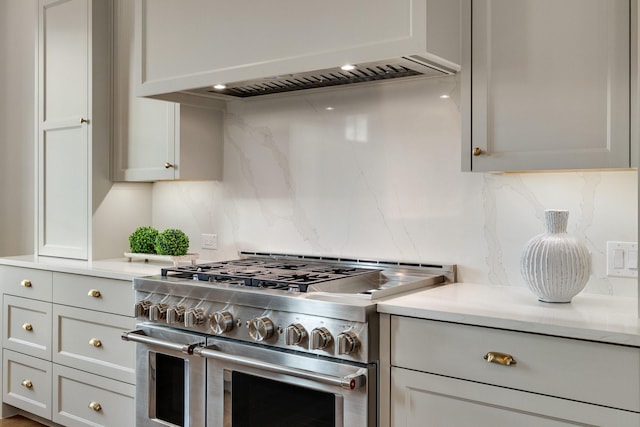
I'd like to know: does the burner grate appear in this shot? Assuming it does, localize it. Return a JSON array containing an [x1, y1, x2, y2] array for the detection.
[[161, 259, 379, 292]]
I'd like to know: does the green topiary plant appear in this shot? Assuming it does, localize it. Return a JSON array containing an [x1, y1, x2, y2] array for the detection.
[[128, 226, 159, 254], [155, 228, 190, 256]]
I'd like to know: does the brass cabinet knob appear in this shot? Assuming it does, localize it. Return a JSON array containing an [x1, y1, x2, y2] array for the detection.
[[164, 162, 174, 169], [20, 279, 32, 288], [484, 351, 516, 366], [21, 379, 33, 389], [89, 338, 102, 348], [473, 147, 483, 156], [22, 323, 33, 332], [88, 401, 102, 412], [80, 118, 89, 124], [88, 289, 101, 298]]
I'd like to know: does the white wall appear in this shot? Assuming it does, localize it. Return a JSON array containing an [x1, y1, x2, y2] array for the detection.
[[153, 76, 638, 297], [0, 0, 36, 256]]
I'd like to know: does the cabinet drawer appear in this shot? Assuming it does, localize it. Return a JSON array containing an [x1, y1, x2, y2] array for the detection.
[[391, 367, 640, 426], [53, 305, 135, 384], [3, 295, 52, 360], [52, 364, 135, 427], [53, 273, 133, 316], [391, 317, 640, 412], [0, 266, 52, 301], [3, 349, 52, 420]]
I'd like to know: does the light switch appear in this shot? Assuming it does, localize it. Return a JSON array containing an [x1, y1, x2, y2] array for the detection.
[[628, 250, 638, 270], [613, 249, 624, 269], [606, 241, 638, 278]]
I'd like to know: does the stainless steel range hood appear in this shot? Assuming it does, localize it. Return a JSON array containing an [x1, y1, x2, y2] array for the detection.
[[187, 56, 457, 100]]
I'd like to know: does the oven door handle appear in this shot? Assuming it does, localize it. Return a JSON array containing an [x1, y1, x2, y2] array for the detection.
[[121, 330, 199, 355], [193, 345, 366, 390]]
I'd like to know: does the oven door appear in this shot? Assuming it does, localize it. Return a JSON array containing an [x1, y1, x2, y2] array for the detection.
[[198, 337, 377, 427], [122, 325, 207, 427]]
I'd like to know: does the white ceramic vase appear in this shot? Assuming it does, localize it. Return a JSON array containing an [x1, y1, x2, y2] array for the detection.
[[520, 210, 591, 303]]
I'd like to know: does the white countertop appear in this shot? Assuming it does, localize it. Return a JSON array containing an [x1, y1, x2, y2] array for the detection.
[[0, 254, 172, 281], [378, 282, 640, 347]]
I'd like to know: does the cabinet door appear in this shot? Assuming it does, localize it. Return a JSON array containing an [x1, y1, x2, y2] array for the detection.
[[463, 0, 630, 171], [391, 367, 640, 426], [38, 0, 89, 259], [112, 0, 177, 181], [113, 0, 223, 182]]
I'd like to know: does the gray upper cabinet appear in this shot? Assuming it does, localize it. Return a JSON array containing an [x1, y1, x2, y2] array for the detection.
[[462, 0, 636, 172], [112, 0, 223, 182], [37, 0, 111, 259]]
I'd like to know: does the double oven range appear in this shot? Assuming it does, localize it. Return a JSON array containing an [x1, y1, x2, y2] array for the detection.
[[122, 252, 455, 427]]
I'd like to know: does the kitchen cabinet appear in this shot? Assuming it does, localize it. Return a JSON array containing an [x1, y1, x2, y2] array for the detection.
[[0, 266, 135, 425], [383, 315, 640, 426], [134, 0, 461, 102], [52, 364, 135, 427], [462, 0, 636, 172], [37, 0, 111, 259], [112, 0, 223, 182]]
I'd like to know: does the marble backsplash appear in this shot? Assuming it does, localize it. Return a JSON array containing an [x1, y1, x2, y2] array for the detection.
[[152, 76, 638, 297]]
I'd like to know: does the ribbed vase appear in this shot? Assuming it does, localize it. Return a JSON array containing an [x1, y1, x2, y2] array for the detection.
[[520, 210, 591, 303]]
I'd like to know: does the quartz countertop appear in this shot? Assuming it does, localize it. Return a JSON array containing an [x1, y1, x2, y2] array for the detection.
[[377, 282, 640, 347], [0, 254, 177, 281]]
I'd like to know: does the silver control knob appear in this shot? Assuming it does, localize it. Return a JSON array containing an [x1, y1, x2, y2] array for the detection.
[[285, 323, 307, 346], [210, 311, 234, 335], [134, 300, 152, 318], [337, 331, 360, 355], [149, 303, 169, 322], [185, 308, 205, 328], [248, 317, 274, 341], [310, 327, 333, 350], [166, 305, 185, 325]]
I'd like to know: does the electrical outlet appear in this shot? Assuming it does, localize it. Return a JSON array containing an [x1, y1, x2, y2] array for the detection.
[[201, 234, 217, 250], [606, 241, 638, 278]]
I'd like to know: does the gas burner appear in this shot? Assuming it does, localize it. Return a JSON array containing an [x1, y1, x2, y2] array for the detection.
[[309, 266, 363, 275], [260, 262, 318, 270]]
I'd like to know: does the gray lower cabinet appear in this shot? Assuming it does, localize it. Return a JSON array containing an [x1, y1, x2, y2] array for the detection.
[[385, 315, 640, 426], [0, 266, 135, 426], [52, 364, 135, 427]]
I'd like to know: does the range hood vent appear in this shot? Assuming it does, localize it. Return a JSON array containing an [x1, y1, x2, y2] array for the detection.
[[190, 56, 456, 99]]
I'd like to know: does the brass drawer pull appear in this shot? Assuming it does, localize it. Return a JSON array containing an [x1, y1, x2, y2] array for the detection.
[[164, 162, 174, 169], [473, 147, 483, 156], [88, 401, 102, 412], [89, 338, 102, 348], [484, 351, 516, 366], [21, 379, 33, 389], [88, 289, 101, 298], [20, 279, 32, 288], [22, 323, 33, 332]]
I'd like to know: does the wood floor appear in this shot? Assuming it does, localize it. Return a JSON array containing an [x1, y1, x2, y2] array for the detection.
[[0, 416, 44, 426]]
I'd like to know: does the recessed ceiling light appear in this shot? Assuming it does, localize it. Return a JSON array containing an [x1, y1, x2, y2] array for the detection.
[[325, 107, 334, 111], [341, 64, 356, 71], [213, 84, 227, 90], [440, 94, 450, 99]]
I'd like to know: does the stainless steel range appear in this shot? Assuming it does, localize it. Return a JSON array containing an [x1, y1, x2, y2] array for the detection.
[[122, 252, 455, 427]]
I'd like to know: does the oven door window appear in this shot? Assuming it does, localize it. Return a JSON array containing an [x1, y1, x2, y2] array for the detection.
[[151, 352, 185, 426], [231, 371, 338, 427]]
